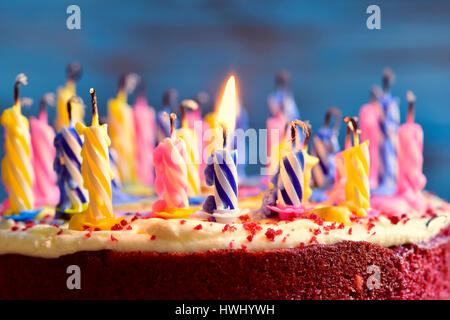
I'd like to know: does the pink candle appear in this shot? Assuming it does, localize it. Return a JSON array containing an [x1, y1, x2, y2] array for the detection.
[[153, 113, 189, 209], [397, 91, 427, 210], [133, 95, 156, 185], [30, 93, 59, 206], [359, 86, 382, 189]]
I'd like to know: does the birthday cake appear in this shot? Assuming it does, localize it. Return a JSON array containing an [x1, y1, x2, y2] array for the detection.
[[0, 68, 449, 300]]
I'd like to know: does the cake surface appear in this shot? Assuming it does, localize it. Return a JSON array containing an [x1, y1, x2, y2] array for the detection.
[[0, 192, 449, 300]]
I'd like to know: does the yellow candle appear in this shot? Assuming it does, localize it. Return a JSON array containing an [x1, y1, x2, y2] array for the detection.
[[107, 77, 137, 183], [69, 88, 122, 230], [1, 74, 34, 214], [55, 63, 84, 131], [342, 117, 370, 216], [176, 100, 201, 197]]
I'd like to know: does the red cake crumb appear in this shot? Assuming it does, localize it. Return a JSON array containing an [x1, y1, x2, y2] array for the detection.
[[222, 224, 237, 233], [111, 224, 123, 231], [388, 216, 401, 225], [56, 229, 63, 236], [11, 226, 18, 232], [238, 214, 250, 222], [309, 236, 318, 244], [229, 241, 233, 249], [150, 235, 156, 240], [243, 222, 263, 237], [94, 228, 101, 232], [180, 220, 186, 225], [120, 220, 127, 227], [241, 244, 247, 250], [282, 237, 287, 243], [194, 224, 202, 230], [131, 215, 139, 222], [348, 228, 353, 235], [85, 232, 91, 239], [126, 225, 132, 230], [265, 228, 283, 241], [298, 242, 305, 248], [247, 234, 254, 242], [110, 235, 118, 242]]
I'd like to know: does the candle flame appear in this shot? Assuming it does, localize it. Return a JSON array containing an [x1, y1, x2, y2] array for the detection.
[[216, 75, 238, 131]]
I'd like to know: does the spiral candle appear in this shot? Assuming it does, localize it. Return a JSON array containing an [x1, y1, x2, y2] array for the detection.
[[133, 94, 156, 185], [176, 100, 201, 197], [107, 74, 137, 183], [377, 69, 399, 194], [54, 97, 88, 212], [359, 86, 383, 189], [342, 117, 370, 216], [397, 91, 426, 196], [311, 107, 341, 189], [69, 89, 121, 230], [154, 113, 189, 209], [109, 147, 122, 189], [1, 74, 34, 213], [54, 62, 84, 131], [30, 93, 59, 207]]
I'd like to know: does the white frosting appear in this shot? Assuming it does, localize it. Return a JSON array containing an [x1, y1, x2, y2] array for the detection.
[[0, 194, 448, 258]]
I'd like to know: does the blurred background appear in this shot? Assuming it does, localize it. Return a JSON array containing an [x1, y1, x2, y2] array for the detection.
[[0, 0, 449, 199]]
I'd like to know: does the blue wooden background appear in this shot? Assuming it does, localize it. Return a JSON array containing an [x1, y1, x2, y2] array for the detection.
[[0, 0, 449, 200]]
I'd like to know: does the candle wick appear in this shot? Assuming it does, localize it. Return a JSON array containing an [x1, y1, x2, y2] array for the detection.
[[290, 120, 311, 150], [406, 90, 416, 123], [90, 88, 99, 126], [67, 97, 74, 122], [14, 73, 28, 106], [180, 100, 199, 128], [343, 116, 359, 146], [323, 107, 341, 131], [169, 113, 177, 137], [221, 124, 227, 148]]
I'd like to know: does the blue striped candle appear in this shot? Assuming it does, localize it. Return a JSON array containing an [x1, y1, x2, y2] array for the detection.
[[54, 116, 88, 212], [205, 149, 238, 211], [276, 150, 304, 206]]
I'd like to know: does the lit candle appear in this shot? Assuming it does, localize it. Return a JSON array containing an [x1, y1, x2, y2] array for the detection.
[[54, 62, 84, 131], [107, 74, 138, 184], [176, 100, 201, 197], [54, 97, 89, 217], [153, 113, 191, 214], [69, 89, 122, 230], [396, 91, 427, 210], [30, 93, 59, 207], [156, 89, 178, 144], [377, 69, 400, 194], [202, 75, 241, 223], [359, 86, 383, 189], [133, 83, 156, 185], [1, 74, 35, 214], [311, 107, 341, 190], [342, 117, 370, 217]]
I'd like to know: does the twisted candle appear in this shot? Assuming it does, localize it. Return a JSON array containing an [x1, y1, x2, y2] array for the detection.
[[109, 147, 122, 189], [154, 113, 189, 208], [176, 100, 201, 197], [342, 117, 370, 216], [311, 107, 341, 189], [107, 74, 137, 183], [359, 86, 383, 189], [54, 97, 88, 212], [276, 120, 316, 207], [54, 62, 84, 131], [70, 89, 120, 230], [1, 74, 34, 213], [133, 90, 156, 185], [30, 93, 59, 206], [378, 69, 400, 193], [397, 91, 426, 195]]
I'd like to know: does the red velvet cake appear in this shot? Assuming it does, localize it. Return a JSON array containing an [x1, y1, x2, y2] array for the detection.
[[0, 193, 448, 300]]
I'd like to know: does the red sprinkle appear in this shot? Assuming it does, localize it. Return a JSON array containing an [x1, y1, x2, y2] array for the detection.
[[265, 228, 283, 241], [194, 224, 202, 230], [110, 235, 118, 242]]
